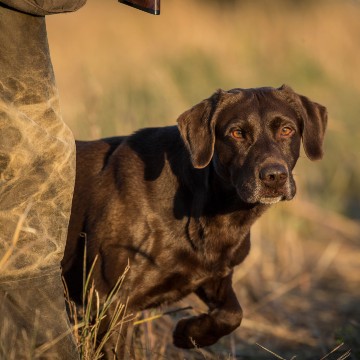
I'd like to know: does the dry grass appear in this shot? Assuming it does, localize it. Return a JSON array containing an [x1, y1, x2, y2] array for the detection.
[[0, 203, 33, 272], [63, 238, 133, 360], [44, 0, 360, 358]]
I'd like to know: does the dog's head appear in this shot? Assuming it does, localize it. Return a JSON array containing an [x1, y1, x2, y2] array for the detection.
[[177, 85, 327, 205]]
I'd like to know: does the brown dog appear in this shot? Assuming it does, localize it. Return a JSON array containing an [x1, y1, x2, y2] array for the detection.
[[62, 85, 327, 356]]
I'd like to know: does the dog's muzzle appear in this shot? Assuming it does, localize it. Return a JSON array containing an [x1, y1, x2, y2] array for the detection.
[[235, 162, 296, 205], [258, 163, 294, 204]]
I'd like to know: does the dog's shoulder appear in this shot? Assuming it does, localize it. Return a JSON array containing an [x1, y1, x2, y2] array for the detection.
[[125, 125, 183, 153], [119, 126, 188, 177]]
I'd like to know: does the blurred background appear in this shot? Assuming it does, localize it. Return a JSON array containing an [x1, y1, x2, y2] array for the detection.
[[47, 0, 360, 358]]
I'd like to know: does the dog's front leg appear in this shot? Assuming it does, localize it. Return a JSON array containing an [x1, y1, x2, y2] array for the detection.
[[173, 272, 242, 348]]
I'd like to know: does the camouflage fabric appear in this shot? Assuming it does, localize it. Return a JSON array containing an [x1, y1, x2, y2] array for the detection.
[[0, 4, 79, 359], [0, 270, 79, 359], [0, 0, 87, 16]]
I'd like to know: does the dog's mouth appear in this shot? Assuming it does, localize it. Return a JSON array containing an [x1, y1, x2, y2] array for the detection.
[[258, 186, 294, 204], [236, 178, 296, 205], [230, 162, 296, 206], [259, 195, 284, 205]]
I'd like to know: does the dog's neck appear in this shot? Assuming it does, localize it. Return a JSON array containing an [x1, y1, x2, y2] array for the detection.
[[184, 163, 269, 268]]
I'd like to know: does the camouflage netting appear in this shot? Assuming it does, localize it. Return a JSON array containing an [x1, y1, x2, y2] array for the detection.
[[0, 89, 76, 277], [0, 2, 85, 358], [0, 271, 79, 359], [0, 4, 76, 280]]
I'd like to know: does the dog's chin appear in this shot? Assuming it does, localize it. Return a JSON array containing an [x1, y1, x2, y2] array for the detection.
[[237, 189, 295, 206], [259, 186, 297, 203], [240, 195, 284, 205], [258, 190, 296, 204], [259, 196, 283, 205]]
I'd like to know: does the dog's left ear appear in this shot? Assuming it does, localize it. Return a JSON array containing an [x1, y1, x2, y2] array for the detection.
[[177, 90, 224, 169], [279, 85, 328, 161]]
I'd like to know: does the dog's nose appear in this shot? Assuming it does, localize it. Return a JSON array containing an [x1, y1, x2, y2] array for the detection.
[[259, 164, 288, 188]]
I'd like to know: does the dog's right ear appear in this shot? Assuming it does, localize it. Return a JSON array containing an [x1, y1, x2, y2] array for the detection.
[[278, 84, 328, 161], [177, 90, 223, 169]]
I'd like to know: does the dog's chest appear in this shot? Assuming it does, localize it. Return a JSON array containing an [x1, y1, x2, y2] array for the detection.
[[187, 209, 256, 266], [125, 203, 265, 310], [129, 221, 251, 310], [130, 260, 229, 310]]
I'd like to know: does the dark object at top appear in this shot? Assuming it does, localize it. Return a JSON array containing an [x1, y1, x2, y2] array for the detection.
[[119, 0, 160, 15]]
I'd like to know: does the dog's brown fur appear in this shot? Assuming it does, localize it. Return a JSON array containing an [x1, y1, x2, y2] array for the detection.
[[62, 85, 327, 356]]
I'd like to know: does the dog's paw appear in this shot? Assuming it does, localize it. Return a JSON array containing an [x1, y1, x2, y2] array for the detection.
[[172, 314, 218, 349]]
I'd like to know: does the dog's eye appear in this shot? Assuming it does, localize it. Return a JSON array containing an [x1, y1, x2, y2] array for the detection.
[[231, 129, 244, 139], [279, 126, 294, 138]]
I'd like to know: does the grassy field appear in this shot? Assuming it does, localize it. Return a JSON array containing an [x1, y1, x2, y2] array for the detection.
[[47, 0, 360, 358]]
